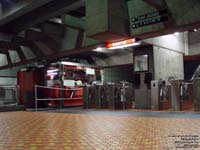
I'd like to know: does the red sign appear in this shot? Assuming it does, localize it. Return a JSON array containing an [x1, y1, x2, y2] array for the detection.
[[106, 38, 137, 49]]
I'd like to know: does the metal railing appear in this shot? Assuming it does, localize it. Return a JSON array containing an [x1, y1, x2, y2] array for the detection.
[[35, 85, 83, 111]]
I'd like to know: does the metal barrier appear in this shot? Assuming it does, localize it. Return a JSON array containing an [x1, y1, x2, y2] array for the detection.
[[35, 85, 83, 111], [0, 85, 18, 105]]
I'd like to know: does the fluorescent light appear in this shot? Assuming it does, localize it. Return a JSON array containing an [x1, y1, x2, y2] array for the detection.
[[47, 69, 58, 73], [93, 47, 105, 52], [107, 41, 142, 50], [61, 61, 80, 66], [96, 47, 103, 51], [47, 72, 58, 76], [174, 32, 179, 35]]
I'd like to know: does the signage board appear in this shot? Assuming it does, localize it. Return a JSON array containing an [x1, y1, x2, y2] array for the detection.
[[105, 38, 141, 49], [132, 9, 168, 29]]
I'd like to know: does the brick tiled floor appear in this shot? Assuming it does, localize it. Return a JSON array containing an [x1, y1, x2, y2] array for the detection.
[[0, 111, 200, 150]]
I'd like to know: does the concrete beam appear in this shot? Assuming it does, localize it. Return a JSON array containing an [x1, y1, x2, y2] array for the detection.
[[26, 30, 61, 52], [5, 51, 12, 67], [0, 58, 38, 70], [143, 0, 165, 9], [41, 21, 65, 37], [0, 0, 55, 26], [0, 41, 18, 50], [12, 36, 30, 46], [86, 0, 130, 42], [0, 32, 13, 42], [16, 47, 27, 63], [0, 41, 103, 70], [26, 30, 47, 41], [28, 42, 45, 58], [9, 0, 85, 32], [62, 14, 85, 31]]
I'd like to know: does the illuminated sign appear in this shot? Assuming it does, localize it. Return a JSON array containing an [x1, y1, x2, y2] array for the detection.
[[105, 38, 141, 49]]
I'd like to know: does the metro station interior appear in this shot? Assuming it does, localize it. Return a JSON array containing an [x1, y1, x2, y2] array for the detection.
[[1, 0, 200, 150]]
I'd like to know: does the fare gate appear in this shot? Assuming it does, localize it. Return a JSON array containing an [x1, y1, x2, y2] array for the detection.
[[83, 85, 96, 109], [83, 83, 134, 110], [151, 80, 171, 110]]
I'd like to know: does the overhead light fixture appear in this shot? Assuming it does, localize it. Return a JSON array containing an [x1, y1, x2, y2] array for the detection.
[[105, 38, 141, 50], [47, 69, 58, 73], [194, 29, 198, 32], [61, 61, 80, 66], [47, 72, 58, 76], [174, 32, 179, 36], [94, 47, 103, 52]]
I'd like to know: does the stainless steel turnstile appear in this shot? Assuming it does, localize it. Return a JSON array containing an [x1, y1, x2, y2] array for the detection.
[[83, 85, 96, 109], [151, 80, 171, 110]]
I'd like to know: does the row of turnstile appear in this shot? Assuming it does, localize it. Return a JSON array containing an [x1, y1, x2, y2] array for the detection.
[[83, 83, 134, 110], [151, 78, 200, 111], [83, 79, 200, 111]]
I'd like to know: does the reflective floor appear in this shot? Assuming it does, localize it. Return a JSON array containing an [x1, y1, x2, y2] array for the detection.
[[0, 111, 200, 150]]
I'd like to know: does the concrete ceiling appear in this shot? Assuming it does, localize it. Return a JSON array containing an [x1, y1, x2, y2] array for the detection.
[[0, 0, 200, 70]]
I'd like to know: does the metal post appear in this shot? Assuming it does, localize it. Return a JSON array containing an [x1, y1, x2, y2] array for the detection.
[[35, 85, 38, 112]]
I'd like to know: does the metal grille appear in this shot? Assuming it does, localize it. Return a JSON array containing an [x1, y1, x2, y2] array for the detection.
[[0, 86, 18, 105]]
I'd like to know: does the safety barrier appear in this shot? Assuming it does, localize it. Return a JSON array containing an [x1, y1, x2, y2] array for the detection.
[[35, 85, 83, 111]]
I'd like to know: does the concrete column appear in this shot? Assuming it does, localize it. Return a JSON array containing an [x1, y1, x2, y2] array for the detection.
[[86, 0, 129, 41], [193, 78, 200, 112], [170, 80, 182, 111]]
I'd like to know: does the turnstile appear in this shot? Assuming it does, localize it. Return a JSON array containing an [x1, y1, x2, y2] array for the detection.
[[151, 80, 171, 110], [151, 80, 160, 110], [95, 84, 109, 109], [170, 80, 194, 111], [170, 80, 182, 111], [84, 83, 134, 110], [107, 83, 123, 109], [83, 85, 96, 109]]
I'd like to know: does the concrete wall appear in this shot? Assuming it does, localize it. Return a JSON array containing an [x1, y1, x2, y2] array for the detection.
[[153, 46, 184, 80], [144, 33, 185, 80], [143, 33, 186, 54], [95, 49, 133, 67], [188, 31, 200, 55], [103, 65, 133, 83]]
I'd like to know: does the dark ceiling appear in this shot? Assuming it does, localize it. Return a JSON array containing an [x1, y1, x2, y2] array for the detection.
[[68, 6, 86, 18]]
